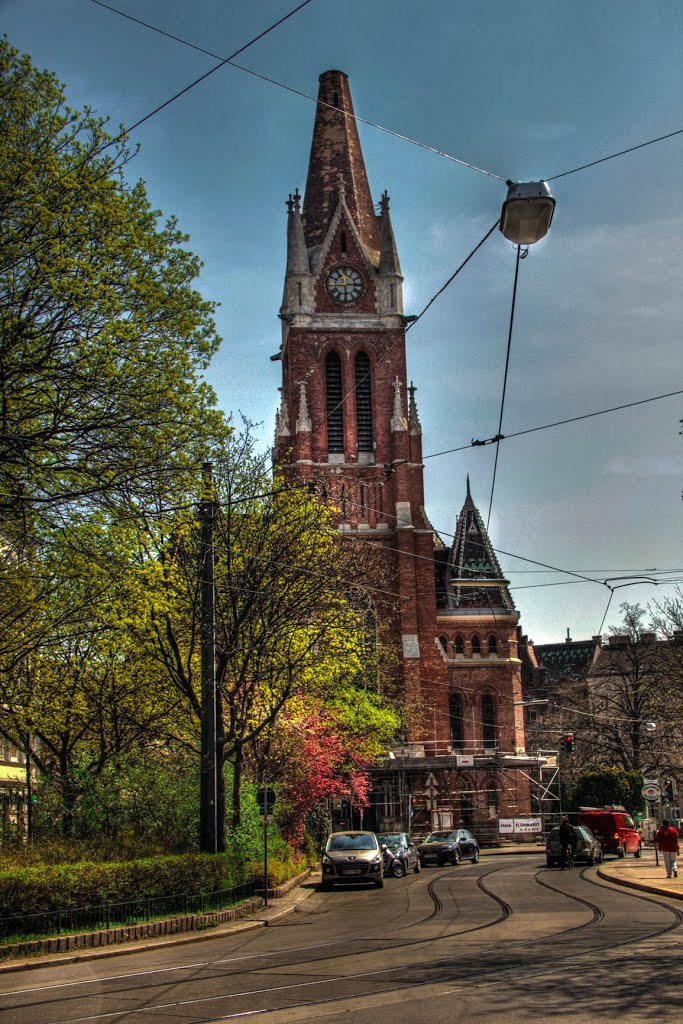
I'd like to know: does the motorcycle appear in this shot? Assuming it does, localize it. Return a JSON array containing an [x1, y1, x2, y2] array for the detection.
[[381, 844, 407, 877]]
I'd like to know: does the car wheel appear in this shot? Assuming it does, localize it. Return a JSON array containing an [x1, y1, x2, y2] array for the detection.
[[375, 876, 384, 889], [471, 850, 480, 864], [546, 857, 556, 867], [586, 853, 594, 866], [634, 844, 642, 858], [414, 858, 421, 873], [618, 845, 626, 859], [392, 860, 406, 878], [452, 849, 461, 865]]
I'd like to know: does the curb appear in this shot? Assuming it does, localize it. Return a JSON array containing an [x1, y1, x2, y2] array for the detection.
[[597, 865, 683, 902], [0, 868, 317, 974]]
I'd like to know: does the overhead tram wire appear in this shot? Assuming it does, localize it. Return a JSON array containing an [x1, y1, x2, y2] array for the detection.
[[87, 0, 683, 186], [15, 0, 318, 211], [286, 218, 501, 462], [86, 0, 507, 183], [423, 389, 683, 461], [486, 242, 523, 529]]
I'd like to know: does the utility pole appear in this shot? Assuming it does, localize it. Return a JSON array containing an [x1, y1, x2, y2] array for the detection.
[[200, 462, 218, 853]]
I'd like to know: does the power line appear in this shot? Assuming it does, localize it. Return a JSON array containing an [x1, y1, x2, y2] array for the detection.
[[487, 243, 522, 528], [286, 218, 501, 461], [14, 0, 318, 213], [86, 0, 507, 182], [424, 388, 683, 460], [547, 128, 683, 182]]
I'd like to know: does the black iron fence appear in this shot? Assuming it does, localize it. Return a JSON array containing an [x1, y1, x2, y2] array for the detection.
[[0, 880, 259, 943]]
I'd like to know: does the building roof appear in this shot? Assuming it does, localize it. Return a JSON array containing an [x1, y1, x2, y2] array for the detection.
[[534, 638, 601, 687], [435, 479, 515, 612]]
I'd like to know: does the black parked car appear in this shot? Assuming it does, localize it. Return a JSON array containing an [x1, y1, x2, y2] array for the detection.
[[376, 832, 421, 876], [417, 829, 480, 866]]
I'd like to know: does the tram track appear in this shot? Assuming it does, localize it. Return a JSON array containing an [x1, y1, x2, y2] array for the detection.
[[3, 860, 681, 1024]]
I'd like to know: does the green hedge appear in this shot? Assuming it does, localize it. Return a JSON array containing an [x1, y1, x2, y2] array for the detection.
[[0, 853, 251, 917]]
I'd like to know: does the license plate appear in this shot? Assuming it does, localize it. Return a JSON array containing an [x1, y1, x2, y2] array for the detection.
[[342, 867, 362, 875]]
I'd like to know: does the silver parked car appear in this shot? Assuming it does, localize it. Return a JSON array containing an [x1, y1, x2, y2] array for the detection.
[[321, 831, 384, 889]]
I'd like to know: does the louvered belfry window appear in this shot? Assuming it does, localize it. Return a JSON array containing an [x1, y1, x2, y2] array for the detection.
[[355, 351, 374, 451], [325, 352, 344, 453]]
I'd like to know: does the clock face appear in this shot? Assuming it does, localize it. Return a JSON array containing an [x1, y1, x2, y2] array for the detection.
[[326, 266, 364, 304]]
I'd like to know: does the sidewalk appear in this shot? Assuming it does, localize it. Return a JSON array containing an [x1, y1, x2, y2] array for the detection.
[[597, 847, 683, 901]]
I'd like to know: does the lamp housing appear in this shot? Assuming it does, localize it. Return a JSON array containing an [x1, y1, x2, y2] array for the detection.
[[500, 180, 555, 245]]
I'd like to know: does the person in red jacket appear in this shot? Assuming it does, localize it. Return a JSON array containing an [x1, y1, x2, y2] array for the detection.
[[655, 819, 679, 879]]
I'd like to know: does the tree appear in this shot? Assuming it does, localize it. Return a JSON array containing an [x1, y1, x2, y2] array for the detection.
[[581, 603, 683, 777], [0, 38, 223, 538], [568, 767, 643, 814]]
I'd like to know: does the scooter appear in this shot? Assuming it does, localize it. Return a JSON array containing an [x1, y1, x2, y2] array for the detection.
[[381, 844, 406, 877]]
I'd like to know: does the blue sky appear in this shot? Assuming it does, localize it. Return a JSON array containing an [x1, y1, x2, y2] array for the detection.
[[4, 0, 682, 643]]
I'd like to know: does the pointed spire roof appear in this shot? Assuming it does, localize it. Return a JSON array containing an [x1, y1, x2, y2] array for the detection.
[[285, 189, 310, 275], [443, 481, 515, 611], [378, 191, 401, 275], [302, 70, 380, 255]]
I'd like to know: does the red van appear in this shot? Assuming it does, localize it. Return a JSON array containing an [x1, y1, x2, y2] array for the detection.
[[578, 807, 642, 859]]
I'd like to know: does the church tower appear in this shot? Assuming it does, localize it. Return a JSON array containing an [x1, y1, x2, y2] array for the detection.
[[273, 71, 536, 836], [273, 70, 441, 720]]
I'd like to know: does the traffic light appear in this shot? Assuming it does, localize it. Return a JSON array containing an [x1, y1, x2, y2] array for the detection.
[[665, 779, 675, 802], [561, 733, 574, 754]]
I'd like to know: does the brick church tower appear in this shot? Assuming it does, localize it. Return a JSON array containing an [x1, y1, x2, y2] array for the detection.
[[273, 70, 536, 837]]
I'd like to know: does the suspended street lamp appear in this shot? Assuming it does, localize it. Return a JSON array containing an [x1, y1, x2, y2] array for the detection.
[[500, 180, 556, 245]]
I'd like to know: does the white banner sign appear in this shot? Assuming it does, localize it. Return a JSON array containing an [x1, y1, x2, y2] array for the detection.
[[499, 817, 543, 834]]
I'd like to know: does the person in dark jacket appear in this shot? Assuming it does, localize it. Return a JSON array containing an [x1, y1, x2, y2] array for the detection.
[[655, 819, 679, 879], [559, 816, 577, 870]]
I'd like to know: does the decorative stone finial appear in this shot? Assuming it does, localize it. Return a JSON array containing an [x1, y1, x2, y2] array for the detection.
[[276, 387, 291, 437], [408, 381, 422, 434], [391, 376, 408, 432], [296, 381, 312, 433]]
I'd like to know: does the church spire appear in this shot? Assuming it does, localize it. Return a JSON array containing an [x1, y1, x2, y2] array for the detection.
[[445, 482, 515, 611], [302, 70, 380, 256]]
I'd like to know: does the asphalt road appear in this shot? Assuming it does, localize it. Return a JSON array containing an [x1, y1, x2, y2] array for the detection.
[[1, 854, 682, 1024]]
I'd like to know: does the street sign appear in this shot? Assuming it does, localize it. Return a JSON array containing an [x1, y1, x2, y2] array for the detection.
[[641, 783, 661, 800]]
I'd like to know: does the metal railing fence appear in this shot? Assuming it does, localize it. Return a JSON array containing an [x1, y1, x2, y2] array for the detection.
[[0, 879, 259, 943]]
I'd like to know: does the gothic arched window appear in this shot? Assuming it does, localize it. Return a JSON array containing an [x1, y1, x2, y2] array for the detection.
[[482, 693, 496, 750], [471, 634, 481, 655], [325, 351, 344, 453], [488, 634, 497, 655], [454, 635, 464, 655], [439, 634, 449, 654], [354, 352, 374, 452], [449, 692, 464, 750]]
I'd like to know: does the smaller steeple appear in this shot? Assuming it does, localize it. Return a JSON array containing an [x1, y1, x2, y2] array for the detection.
[[285, 189, 310, 276], [378, 191, 401, 276], [408, 382, 421, 435]]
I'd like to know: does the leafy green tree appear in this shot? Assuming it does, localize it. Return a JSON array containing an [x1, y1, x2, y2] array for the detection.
[[0, 37, 223, 538], [568, 766, 644, 814]]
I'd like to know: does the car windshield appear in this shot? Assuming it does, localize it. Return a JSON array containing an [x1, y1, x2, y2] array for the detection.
[[377, 834, 403, 846], [327, 833, 378, 852], [426, 831, 458, 843]]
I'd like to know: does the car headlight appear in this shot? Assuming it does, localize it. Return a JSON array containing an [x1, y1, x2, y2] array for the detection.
[[370, 855, 382, 867], [322, 854, 333, 865]]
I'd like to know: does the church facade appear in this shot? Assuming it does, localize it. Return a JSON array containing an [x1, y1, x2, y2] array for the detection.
[[272, 70, 538, 839]]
